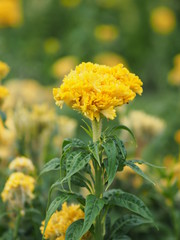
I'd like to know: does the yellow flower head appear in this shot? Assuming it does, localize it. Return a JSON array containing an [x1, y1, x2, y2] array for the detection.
[[0, 61, 10, 80], [94, 24, 118, 42], [150, 6, 176, 35], [0, 86, 9, 100], [1, 172, 35, 206], [41, 202, 85, 240], [9, 156, 35, 173], [0, 0, 23, 28], [53, 62, 143, 121], [174, 130, 180, 145]]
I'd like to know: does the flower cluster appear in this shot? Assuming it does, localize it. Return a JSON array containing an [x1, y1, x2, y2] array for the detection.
[[53, 62, 143, 121], [1, 172, 35, 208], [9, 156, 35, 174], [41, 202, 86, 240]]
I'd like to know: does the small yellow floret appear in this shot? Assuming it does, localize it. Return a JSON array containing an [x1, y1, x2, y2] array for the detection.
[[0, 61, 10, 80], [9, 156, 35, 173], [1, 172, 35, 203], [53, 62, 143, 121], [41, 202, 85, 240]]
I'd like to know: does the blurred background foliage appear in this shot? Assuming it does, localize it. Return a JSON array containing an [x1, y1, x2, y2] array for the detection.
[[1, 0, 180, 239]]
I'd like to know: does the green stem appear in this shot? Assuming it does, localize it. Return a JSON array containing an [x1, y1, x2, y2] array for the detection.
[[92, 119, 104, 240], [13, 211, 21, 239]]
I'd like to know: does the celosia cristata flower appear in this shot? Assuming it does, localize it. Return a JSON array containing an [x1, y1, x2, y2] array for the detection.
[[9, 156, 35, 173], [1, 172, 35, 208], [53, 62, 143, 121], [0, 61, 10, 80], [0, 86, 9, 100], [41, 202, 86, 240], [150, 6, 176, 34], [174, 130, 180, 144], [0, 0, 23, 27]]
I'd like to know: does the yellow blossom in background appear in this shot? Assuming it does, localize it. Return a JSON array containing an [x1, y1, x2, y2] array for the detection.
[[168, 54, 180, 86], [44, 38, 61, 55], [94, 52, 127, 67], [150, 6, 176, 35], [41, 202, 85, 240], [94, 24, 118, 42], [0, 61, 10, 80], [52, 56, 79, 79], [121, 110, 165, 141], [4, 79, 53, 110], [53, 62, 143, 121], [1, 172, 35, 208], [174, 130, 180, 144], [0, 0, 23, 28], [60, 0, 81, 8], [0, 86, 9, 101], [9, 156, 35, 173]]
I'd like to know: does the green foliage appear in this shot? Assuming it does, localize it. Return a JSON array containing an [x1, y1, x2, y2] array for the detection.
[[39, 158, 60, 176]]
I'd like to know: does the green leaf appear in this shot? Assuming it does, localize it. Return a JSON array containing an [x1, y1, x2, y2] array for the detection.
[[43, 193, 70, 237], [81, 119, 93, 138], [113, 136, 126, 171], [103, 190, 153, 221], [111, 125, 136, 143], [65, 219, 84, 240], [39, 158, 60, 176], [64, 153, 91, 181], [129, 159, 164, 169], [71, 174, 92, 193], [110, 214, 153, 238], [125, 160, 155, 185], [62, 138, 86, 154], [78, 194, 105, 239], [102, 138, 118, 189]]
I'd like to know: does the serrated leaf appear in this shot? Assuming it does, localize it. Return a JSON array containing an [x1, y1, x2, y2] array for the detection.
[[64, 153, 91, 181], [39, 158, 60, 176], [78, 194, 105, 239], [65, 219, 84, 240], [125, 161, 155, 185], [102, 138, 118, 189], [62, 138, 86, 154], [110, 214, 153, 238], [103, 190, 153, 221]]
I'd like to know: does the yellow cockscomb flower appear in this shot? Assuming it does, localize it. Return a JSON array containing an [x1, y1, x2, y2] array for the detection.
[[60, 0, 81, 8], [0, 86, 9, 100], [1, 172, 35, 206], [53, 62, 143, 121], [52, 56, 79, 79], [41, 202, 85, 240], [0, 61, 10, 80], [9, 156, 35, 173], [150, 6, 176, 34], [0, 0, 23, 28], [94, 24, 118, 42], [174, 130, 180, 144]]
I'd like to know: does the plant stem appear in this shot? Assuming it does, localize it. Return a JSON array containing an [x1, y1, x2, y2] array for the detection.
[[13, 211, 21, 239], [92, 119, 104, 240]]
